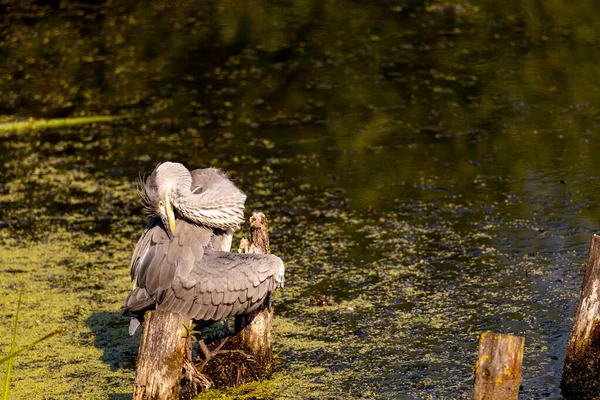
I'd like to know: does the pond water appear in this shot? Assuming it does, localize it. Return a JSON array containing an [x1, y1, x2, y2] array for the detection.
[[2, 1, 600, 399]]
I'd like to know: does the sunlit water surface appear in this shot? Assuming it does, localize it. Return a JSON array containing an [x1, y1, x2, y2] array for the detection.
[[2, 1, 600, 399]]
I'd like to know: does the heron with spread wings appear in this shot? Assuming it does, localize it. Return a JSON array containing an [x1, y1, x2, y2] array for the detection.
[[124, 162, 284, 339]]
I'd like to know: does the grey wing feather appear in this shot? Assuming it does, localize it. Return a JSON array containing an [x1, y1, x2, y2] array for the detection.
[[210, 228, 234, 251], [186, 168, 247, 231], [129, 319, 141, 336], [124, 220, 213, 317], [160, 249, 284, 322]]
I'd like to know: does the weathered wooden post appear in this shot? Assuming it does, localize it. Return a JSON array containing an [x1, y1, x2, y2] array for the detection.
[[132, 310, 191, 400], [561, 234, 600, 399], [235, 212, 276, 377], [473, 332, 524, 400]]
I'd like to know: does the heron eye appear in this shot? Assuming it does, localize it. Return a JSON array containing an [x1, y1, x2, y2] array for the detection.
[[158, 201, 164, 207]]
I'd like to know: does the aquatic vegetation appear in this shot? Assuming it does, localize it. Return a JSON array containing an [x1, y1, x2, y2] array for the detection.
[[1, 286, 22, 400], [0, 116, 588, 398], [194, 378, 277, 400], [1, 0, 600, 399], [0, 115, 127, 135], [0, 286, 63, 400]]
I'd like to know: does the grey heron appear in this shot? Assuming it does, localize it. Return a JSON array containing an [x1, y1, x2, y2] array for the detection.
[[124, 162, 284, 337]]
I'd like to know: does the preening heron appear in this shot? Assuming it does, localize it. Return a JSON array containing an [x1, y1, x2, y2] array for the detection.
[[124, 162, 284, 336]]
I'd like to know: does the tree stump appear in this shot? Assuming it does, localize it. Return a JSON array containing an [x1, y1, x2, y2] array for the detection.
[[187, 212, 277, 391], [473, 332, 524, 400], [561, 234, 600, 399], [238, 212, 271, 255], [133, 310, 191, 400], [235, 212, 275, 377]]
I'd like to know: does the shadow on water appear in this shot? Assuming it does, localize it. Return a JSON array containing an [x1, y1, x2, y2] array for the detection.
[[108, 395, 133, 400], [86, 311, 140, 373]]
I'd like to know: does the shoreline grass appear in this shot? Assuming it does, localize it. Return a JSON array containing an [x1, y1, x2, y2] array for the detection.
[[1, 286, 64, 399], [1, 286, 22, 400]]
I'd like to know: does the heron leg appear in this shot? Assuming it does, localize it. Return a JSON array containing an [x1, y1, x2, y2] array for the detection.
[[222, 319, 233, 336]]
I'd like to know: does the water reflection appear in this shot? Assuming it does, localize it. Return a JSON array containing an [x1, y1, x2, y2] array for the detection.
[[2, 0, 600, 398]]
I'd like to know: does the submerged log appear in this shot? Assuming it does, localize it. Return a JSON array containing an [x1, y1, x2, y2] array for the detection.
[[133, 310, 191, 400], [473, 332, 524, 400], [235, 212, 275, 376], [561, 234, 600, 399]]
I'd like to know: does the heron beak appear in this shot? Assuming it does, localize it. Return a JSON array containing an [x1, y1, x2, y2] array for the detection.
[[160, 196, 176, 240]]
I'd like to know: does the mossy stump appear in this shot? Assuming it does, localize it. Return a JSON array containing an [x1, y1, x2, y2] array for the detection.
[[561, 234, 600, 399], [235, 212, 275, 379], [182, 212, 277, 395], [133, 310, 191, 400], [199, 323, 273, 389], [473, 332, 524, 400]]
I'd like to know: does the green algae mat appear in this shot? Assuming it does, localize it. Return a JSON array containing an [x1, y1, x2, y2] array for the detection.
[[4, 0, 600, 398]]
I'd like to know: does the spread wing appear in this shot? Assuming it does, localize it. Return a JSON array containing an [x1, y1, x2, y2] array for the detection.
[[124, 219, 284, 334], [158, 249, 284, 321]]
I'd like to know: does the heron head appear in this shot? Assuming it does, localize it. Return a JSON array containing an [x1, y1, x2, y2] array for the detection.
[[140, 162, 191, 240]]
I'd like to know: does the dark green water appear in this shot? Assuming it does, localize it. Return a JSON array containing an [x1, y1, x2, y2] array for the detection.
[[2, 0, 600, 398]]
